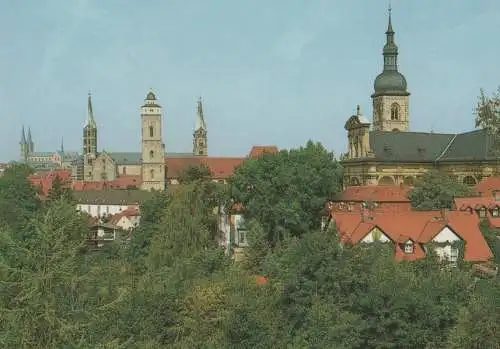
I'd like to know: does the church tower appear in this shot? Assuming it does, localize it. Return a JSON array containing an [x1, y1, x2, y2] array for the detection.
[[371, 7, 410, 132], [83, 92, 98, 181], [193, 97, 208, 156], [20, 125, 28, 161], [140, 90, 166, 191]]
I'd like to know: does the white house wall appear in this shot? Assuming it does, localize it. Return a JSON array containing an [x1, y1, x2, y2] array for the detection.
[[432, 226, 460, 243], [76, 204, 131, 217], [361, 227, 391, 243]]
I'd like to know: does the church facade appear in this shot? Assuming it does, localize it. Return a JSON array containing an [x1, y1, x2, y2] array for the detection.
[[77, 90, 209, 191], [341, 10, 499, 188]]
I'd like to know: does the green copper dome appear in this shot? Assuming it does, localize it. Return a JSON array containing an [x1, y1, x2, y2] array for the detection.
[[373, 70, 408, 95], [146, 91, 156, 100]]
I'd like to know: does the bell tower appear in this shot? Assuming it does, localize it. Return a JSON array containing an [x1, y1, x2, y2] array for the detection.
[[83, 92, 98, 181], [371, 6, 410, 132], [140, 90, 166, 191], [193, 97, 208, 156]]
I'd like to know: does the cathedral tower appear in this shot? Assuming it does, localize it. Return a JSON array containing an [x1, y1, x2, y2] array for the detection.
[[27, 127, 34, 153], [20, 125, 28, 161], [193, 97, 208, 156], [140, 90, 166, 191], [83, 92, 98, 181], [371, 7, 410, 132]]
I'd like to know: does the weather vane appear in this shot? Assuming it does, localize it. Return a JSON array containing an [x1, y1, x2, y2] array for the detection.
[[389, 0, 392, 13]]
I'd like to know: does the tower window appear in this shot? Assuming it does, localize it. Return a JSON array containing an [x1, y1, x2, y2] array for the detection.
[[149, 126, 154, 137], [390, 103, 400, 121], [150, 169, 154, 179], [149, 150, 154, 159]]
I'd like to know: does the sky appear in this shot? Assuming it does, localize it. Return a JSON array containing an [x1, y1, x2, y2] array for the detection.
[[0, 0, 499, 161]]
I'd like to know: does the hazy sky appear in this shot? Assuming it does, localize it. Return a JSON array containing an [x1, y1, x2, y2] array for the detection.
[[1, 0, 499, 161]]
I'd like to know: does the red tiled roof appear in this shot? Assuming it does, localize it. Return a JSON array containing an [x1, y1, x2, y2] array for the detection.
[[248, 145, 278, 159], [454, 196, 500, 228], [165, 156, 245, 179], [476, 176, 500, 197], [109, 207, 140, 225], [29, 169, 72, 196], [72, 175, 142, 191], [332, 208, 493, 262], [335, 185, 412, 203]]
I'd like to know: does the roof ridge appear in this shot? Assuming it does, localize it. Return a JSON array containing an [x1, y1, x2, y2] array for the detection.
[[435, 133, 458, 162]]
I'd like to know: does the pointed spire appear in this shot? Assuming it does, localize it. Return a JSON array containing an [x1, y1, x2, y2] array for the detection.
[[20, 125, 26, 144], [27, 127, 32, 144], [195, 96, 207, 130], [387, 1, 394, 34], [87, 91, 96, 127], [60, 137, 65, 153]]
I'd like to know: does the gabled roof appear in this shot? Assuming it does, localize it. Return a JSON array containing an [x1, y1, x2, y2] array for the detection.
[[332, 209, 493, 262]]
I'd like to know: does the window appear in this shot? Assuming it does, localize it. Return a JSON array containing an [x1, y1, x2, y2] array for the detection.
[[492, 207, 499, 217], [150, 169, 154, 179], [149, 150, 154, 159], [404, 241, 414, 254], [238, 229, 247, 246], [149, 126, 154, 137], [462, 176, 477, 187], [450, 247, 459, 263], [390, 103, 400, 120], [122, 167, 127, 175], [479, 207, 487, 218]]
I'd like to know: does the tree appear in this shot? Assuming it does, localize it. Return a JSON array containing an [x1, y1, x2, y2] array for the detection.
[[179, 164, 212, 184], [475, 87, 500, 157], [409, 170, 475, 210], [47, 175, 73, 202], [229, 141, 343, 246], [0, 163, 40, 231]]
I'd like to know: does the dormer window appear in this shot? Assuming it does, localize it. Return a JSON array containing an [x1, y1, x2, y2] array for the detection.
[[492, 207, 499, 217], [478, 207, 487, 218], [404, 241, 414, 254]]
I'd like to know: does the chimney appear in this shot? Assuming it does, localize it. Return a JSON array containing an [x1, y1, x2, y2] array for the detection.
[[440, 208, 446, 219]]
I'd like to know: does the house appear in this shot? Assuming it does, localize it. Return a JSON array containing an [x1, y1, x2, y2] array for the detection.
[[327, 185, 412, 213], [329, 208, 493, 263], [88, 221, 118, 249], [454, 196, 500, 229], [218, 203, 247, 260], [109, 207, 141, 231], [74, 189, 156, 218]]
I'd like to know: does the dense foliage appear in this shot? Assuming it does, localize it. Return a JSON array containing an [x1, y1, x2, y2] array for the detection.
[[0, 145, 499, 348], [409, 170, 475, 210], [475, 86, 500, 156]]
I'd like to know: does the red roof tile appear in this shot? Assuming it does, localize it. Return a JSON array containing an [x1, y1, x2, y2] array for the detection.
[[335, 185, 412, 203], [331, 208, 493, 263], [165, 156, 245, 179], [476, 176, 500, 197], [248, 145, 278, 159], [454, 196, 500, 228], [29, 169, 72, 196]]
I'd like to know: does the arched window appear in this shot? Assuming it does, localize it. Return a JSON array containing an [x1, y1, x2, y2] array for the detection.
[[462, 175, 477, 187], [403, 176, 415, 186], [149, 126, 154, 137], [149, 150, 154, 159], [378, 176, 395, 186], [122, 167, 127, 175], [392, 128, 400, 132], [350, 177, 361, 186], [390, 103, 400, 121], [150, 169, 154, 179]]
